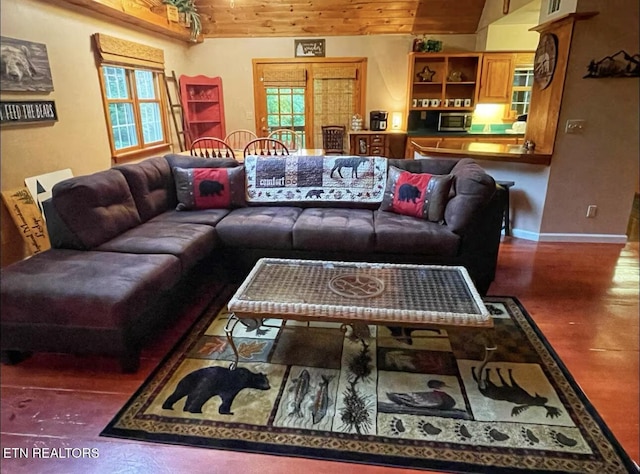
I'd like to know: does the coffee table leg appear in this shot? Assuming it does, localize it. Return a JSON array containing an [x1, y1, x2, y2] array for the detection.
[[224, 313, 241, 370], [476, 330, 498, 390]]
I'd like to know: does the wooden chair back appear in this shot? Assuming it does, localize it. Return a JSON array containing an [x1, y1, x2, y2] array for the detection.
[[321, 125, 346, 155], [224, 129, 258, 152], [243, 138, 290, 158], [189, 137, 236, 159], [267, 129, 304, 151]]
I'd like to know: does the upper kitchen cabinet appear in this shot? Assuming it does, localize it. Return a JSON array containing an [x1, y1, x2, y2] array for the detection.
[[407, 53, 481, 112], [478, 53, 515, 103], [478, 52, 535, 108]]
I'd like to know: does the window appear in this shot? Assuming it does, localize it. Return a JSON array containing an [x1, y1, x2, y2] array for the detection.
[[511, 67, 534, 116], [548, 0, 561, 14], [101, 66, 165, 151], [93, 34, 170, 161]]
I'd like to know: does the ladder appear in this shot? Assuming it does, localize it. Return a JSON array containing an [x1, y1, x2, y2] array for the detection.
[[163, 71, 189, 152]]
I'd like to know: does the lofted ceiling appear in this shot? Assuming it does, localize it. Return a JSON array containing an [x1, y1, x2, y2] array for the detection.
[[194, 0, 488, 38]]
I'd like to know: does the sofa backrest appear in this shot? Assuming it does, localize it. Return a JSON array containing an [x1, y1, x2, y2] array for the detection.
[[388, 158, 496, 234], [115, 156, 176, 222], [51, 169, 141, 249]]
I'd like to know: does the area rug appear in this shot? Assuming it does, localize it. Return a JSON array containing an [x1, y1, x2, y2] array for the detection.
[[102, 288, 636, 473]]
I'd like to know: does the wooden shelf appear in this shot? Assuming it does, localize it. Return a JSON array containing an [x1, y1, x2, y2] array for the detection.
[[180, 75, 226, 146], [58, 0, 202, 43]]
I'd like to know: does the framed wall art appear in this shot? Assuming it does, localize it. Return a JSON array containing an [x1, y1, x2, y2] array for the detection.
[[0, 36, 54, 92], [294, 39, 325, 57]]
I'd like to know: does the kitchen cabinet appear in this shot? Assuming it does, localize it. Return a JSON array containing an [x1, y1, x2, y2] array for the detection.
[[406, 53, 481, 112], [349, 131, 406, 158], [477, 52, 535, 108], [478, 53, 515, 103], [179, 75, 226, 146]]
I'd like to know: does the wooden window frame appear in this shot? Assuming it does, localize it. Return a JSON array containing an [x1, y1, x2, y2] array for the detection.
[[93, 34, 171, 162]]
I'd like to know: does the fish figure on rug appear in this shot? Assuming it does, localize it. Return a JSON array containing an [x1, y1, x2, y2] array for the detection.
[[472, 367, 561, 418], [289, 369, 311, 417], [312, 374, 335, 424], [387, 379, 456, 410]]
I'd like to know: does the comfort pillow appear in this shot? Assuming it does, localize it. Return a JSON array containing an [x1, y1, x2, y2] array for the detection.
[[380, 165, 453, 222], [173, 166, 246, 210]]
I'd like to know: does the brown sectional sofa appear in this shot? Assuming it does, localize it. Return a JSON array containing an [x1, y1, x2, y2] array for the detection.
[[0, 154, 504, 372]]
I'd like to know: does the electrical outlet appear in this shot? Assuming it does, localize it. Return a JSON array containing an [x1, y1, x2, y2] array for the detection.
[[586, 205, 597, 218], [566, 119, 586, 134]]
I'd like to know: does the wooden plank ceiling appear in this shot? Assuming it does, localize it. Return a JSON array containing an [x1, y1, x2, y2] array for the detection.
[[196, 0, 487, 37]]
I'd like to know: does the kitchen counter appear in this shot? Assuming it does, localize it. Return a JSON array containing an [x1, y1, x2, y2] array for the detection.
[[411, 140, 551, 166], [407, 130, 524, 138]]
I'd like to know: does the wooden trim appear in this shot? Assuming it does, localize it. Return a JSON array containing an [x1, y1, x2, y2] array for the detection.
[[530, 11, 599, 33], [57, 0, 199, 43]]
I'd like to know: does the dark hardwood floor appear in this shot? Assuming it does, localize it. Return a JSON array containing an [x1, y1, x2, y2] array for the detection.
[[1, 239, 638, 474]]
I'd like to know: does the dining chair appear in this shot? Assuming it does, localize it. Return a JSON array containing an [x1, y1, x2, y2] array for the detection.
[[189, 137, 236, 159], [267, 129, 304, 152], [243, 138, 289, 158], [321, 125, 346, 155], [224, 129, 258, 152]]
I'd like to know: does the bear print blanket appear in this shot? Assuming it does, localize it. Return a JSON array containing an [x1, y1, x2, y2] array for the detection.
[[244, 155, 387, 203]]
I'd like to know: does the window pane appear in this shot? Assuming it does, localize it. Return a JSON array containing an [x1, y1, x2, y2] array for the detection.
[[103, 67, 129, 99], [109, 103, 138, 149], [135, 70, 156, 100], [139, 103, 162, 144]]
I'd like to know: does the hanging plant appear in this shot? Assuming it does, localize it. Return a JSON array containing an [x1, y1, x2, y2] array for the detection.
[[163, 0, 202, 41]]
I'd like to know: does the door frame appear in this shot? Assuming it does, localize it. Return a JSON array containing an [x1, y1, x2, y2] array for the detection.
[[252, 57, 367, 148]]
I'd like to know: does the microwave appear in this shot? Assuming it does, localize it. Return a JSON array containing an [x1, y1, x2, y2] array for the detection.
[[438, 112, 473, 132]]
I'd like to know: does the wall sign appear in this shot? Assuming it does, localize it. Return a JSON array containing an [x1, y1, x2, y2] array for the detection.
[[534, 33, 558, 90], [294, 39, 325, 57], [584, 50, 640, 78], [0, 100, 58, 125]]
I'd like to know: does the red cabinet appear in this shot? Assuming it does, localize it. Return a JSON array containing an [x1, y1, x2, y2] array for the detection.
[[179, 75, 226, 146]]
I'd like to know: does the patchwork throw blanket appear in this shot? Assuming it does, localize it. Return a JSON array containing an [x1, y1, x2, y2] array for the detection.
[[244, 155, 387, 203]]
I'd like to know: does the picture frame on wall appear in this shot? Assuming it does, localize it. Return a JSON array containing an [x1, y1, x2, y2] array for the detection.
[[0, 36, 54, 92], [294, 39, 326, 57]]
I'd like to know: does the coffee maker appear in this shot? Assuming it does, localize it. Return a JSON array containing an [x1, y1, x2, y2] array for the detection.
[[369, 111, 388, 131]]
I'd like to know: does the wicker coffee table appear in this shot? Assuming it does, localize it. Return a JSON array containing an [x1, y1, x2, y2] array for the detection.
[[226, 258, 495, 376]]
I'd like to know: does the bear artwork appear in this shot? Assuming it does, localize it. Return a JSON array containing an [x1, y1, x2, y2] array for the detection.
[[398, 183, 421, 204], [199, 179, 224, 197], [0, 45, 38, 82], [162, 366, 270, 415]]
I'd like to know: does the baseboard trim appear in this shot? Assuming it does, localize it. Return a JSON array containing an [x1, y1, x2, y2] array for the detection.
[[511, 228, 629, 243]]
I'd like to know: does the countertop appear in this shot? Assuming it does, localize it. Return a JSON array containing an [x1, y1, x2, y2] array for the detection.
[[411, 140, 551, 166], [407, 130, 525, 138]]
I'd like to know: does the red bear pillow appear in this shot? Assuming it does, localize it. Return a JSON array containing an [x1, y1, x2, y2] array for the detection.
[[380, 166, 454, 222], [173, 166, 246, 210]]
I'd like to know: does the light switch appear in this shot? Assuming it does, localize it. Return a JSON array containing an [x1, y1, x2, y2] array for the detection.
[[566, 119, 586, 134]]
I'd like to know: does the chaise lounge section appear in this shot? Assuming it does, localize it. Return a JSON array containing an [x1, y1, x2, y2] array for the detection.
[[0, 154, 504, 371]]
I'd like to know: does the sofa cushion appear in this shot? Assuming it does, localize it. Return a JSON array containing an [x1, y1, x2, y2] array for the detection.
[[96, 221, 216, 273], [293, 208, 375, 252], [216, 206, 302, 249], [0, 249, 181, 329], [374, 210, 459, 256], [115, 157, 176, 222], [148, 208, 230, 227], [173, 166, 246, 211], [380, 166, 453, 222], [51, 169, 141, 249]]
